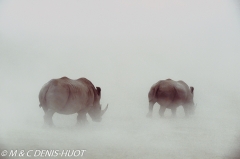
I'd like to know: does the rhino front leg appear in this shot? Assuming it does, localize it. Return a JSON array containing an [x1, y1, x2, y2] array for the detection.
[[159, 105, 166, 117], [183, 105, 189, 117], [44, 109, 55, 127], [146, 102, 155, 118], [77, 109, 89, 125], [171, 107, 177, 117]]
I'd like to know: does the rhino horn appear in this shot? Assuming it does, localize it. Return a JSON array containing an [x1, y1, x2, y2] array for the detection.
[[101, 104, 108, 116]]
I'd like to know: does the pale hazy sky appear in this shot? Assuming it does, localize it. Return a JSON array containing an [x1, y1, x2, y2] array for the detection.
[[1, 1, 239, 39], [1, 0, 240, 90], [0, 0, 239, 92]]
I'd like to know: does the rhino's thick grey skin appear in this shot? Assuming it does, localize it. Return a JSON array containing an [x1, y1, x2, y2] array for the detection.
[[39, 77, 108, 126], [147, 79, 195, 118]]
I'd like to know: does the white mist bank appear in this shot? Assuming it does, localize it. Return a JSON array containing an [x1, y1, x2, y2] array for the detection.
[[0, 86, 240, 159]]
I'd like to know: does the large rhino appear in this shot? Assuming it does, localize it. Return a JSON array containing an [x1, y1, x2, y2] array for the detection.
[[147, 79, 195, 117], [39, 77, 108, 126]]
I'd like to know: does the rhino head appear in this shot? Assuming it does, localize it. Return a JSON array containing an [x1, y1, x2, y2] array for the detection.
[[88, 87, 108, 122], [188, 86, 196, 115]]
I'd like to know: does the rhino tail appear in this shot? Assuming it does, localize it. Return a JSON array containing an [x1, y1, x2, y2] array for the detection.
[[39, 83, 50, 108], [148, 86, 158, 102]]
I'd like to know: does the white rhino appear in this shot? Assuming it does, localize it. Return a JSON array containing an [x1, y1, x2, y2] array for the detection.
[[39, 77, 108, 126]]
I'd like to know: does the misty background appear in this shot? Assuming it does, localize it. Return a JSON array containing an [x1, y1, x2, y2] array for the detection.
[[0, 0, 240, 158]]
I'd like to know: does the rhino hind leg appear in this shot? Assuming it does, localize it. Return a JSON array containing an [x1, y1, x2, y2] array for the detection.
[[159, 105, 166, 117], [43, 109, 55, 127], [146, 102, 155, 118]]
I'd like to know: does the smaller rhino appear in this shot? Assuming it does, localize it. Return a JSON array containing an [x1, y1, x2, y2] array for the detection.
[[147, 79, 195, 117]]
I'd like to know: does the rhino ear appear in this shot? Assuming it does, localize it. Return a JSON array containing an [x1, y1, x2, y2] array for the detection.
[[96, 87, 101, 96], [190, 87, 194, 94]]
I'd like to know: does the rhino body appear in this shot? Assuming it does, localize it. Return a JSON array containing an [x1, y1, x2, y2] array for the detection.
[[39, 77, 108, 126], [147, 79, 195, 117]]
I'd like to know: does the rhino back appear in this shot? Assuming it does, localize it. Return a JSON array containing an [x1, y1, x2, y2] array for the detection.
[[60, 79, 94, 114], [148, 80, 175, 104], [44, 79, 70, 111], [44, 78, 93, 114], [149, 79, 191, 107], [156, 80, 176, 106]]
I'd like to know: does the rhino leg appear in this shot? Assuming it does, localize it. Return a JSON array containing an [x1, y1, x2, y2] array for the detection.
[[183, 105, 189, 117], [171, 108, 177, 117], [43, 109, 55, 127], [77, 108, 89, 125], [159, 105, 166, 117], [146, 102, 155, 118]]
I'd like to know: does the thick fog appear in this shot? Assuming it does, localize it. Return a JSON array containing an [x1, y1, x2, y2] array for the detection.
[[1, 0, 240, 158]]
